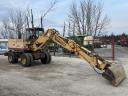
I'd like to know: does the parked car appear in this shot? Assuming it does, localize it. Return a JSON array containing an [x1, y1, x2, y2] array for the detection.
[[0, 46, 8, 55], [120, 39, 128, 47], [119, 34, 128, 47]]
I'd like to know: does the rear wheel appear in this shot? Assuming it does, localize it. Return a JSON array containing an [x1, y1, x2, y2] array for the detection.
[[20, 53, 31, 67], [8, 52, 18, 64], [40, 52, 51, 64], [28, 53, 33, 64]]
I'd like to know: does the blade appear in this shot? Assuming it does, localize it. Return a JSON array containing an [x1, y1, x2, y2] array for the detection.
[[102, 64, 126, 86]]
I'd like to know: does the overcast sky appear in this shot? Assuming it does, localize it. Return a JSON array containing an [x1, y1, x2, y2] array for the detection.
[[0, 0, 128, 35]]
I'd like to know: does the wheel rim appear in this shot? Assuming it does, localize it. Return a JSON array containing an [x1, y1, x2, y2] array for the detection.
[[21, 57, 27, 65], [8, 55, 12, 62]]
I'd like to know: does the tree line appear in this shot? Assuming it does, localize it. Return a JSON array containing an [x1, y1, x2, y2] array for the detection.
[[63, 0, 110, 37]]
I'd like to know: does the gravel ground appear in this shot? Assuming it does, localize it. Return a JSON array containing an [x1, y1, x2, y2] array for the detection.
[[0, 46, 128, 96]]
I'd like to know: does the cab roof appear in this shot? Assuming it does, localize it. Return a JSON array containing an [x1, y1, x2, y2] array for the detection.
[[26, 27, 44, 31]]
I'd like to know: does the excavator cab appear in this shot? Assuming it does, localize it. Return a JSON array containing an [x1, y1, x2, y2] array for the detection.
[[7, 27, 44, 50], [25, 27, 44, 42]]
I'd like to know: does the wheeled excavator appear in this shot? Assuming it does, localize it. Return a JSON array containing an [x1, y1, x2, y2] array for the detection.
[[5, 28, 126, 86]]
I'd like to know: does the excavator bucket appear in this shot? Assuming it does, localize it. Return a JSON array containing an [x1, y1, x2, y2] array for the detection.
[[102, 64, 126, 86]]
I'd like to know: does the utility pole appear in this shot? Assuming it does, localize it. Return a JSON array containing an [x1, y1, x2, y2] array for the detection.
[[41, 16, 43, 28], [31, 9, 34, 28], [63, 22, 65, 37]]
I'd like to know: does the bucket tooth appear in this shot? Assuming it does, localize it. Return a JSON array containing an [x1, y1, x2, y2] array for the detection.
[[102, 64, 126, 86]]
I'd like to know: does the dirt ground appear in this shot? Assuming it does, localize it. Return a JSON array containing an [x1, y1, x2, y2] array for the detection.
[[0, 46, 128, 96]]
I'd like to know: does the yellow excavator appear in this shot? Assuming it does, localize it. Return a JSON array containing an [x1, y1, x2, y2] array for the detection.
[[5, 28, 126, 86]]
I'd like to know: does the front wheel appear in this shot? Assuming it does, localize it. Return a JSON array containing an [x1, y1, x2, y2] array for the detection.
[[40, 52, 51, 64], [20, 53, 31, 67]]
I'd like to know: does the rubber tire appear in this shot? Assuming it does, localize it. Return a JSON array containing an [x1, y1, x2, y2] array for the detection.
[[28, 53, 33, 64], [20, 53, 31, 67], [14, 56, 18, 63], [48, 53, 51, 64], [41, 52, 51, 64], [8, 52, 18, 64]]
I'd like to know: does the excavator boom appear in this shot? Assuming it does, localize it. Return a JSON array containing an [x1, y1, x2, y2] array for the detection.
[[32, 29, 126, 86]]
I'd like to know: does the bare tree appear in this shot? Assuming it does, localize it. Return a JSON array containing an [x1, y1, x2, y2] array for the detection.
[[72, 22, 75, 36], [1, 9, 26, 39], [68, 22, 72, 36], [0, 18, 9, 39], [25, 8, 35, 28], [10, 9, 26, 39], [41, 0, 58, 27], [1, 0, 58, 39], [68, 0, 110, 37], [25, 0, 57, 29]]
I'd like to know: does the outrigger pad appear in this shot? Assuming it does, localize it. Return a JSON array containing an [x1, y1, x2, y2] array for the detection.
[[102, 64, 126, 86]]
